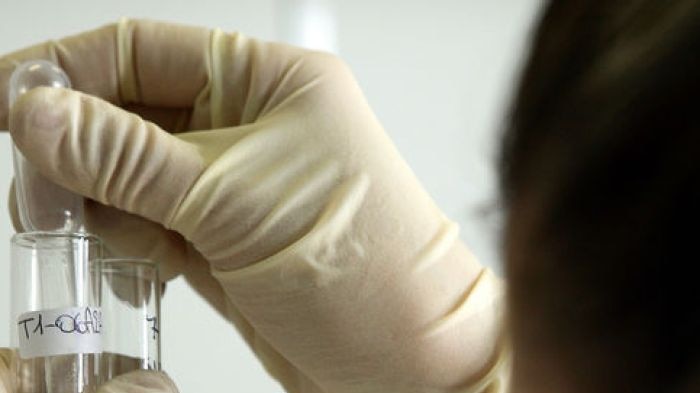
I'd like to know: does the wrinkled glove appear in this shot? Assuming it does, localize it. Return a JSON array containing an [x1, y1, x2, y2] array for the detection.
[[0, 348, 178, 393], [1, 19, 508, 393]]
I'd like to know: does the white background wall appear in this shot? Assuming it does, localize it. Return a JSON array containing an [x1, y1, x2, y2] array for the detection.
[[0, 1, 541, 391]]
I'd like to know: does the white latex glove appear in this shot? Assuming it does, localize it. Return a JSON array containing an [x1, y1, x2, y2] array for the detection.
[[96, 371, 179, 393], [1, 19, 509, 393], [0, 348, 178, 393], [0, 349, 11, 393]]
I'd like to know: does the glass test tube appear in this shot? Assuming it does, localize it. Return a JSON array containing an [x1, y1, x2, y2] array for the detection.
[[100, 258, 161, 380], [10, 232, 103, 393]]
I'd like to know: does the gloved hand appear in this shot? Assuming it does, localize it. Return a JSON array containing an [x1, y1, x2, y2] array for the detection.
[[0, 348, 178, 393], [1, 19, 508, 393]]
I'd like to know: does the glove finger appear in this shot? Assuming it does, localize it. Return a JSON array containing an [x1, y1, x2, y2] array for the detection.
[[84, 201, 187, 283], [0, 18, 328, 133], [92, 205, 232, 318], [0, 348, 14, 393], [85, 201, 183, 309], [10, 178, 187, 283], [10, 179, 183, 316], [9, 86, 204, 228], [97, 370, 179, 393], [0, 19, 210, 129], [11, 178, 227, 317]]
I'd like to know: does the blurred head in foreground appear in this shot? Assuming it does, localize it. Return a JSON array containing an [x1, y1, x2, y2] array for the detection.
[[501, 1, 700, 392]]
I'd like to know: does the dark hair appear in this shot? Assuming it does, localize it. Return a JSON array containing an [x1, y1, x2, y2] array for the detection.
[[501, 1, 700, 392]]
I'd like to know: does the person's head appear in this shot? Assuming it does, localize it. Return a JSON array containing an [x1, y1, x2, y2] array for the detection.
[[501, 1, 700, 392]]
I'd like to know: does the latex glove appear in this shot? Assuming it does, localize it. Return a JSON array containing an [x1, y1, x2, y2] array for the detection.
[[0, 349, 11, 393], [0, 348, 178, 393], [96, 371, 179, 393], [1, 19, 508, 393]]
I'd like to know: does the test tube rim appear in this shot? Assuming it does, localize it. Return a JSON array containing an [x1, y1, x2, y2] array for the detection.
[[100, 258, 160, 279], [100, 258, 159, 269], [11, 231, 102, 249]]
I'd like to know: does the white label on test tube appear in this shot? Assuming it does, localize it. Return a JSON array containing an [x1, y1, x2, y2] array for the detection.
[[17, 306, 103, 359]]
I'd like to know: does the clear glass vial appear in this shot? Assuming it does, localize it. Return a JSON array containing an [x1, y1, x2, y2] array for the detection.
[[100, 258, 162, 379], [10, 232, 103, 393]]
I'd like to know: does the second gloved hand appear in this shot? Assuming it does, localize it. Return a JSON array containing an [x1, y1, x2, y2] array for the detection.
[[2, 19, 506, 393]]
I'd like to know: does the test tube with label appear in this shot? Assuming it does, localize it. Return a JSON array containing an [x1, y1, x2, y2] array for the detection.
[[8, 60, 98, 393], [10, 232, 103, 393], [7, 60, 163, 391]]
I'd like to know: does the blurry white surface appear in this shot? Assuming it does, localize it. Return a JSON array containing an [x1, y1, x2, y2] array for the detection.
[[0, 1, 541, 391], [277, 0, 338, 53]]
